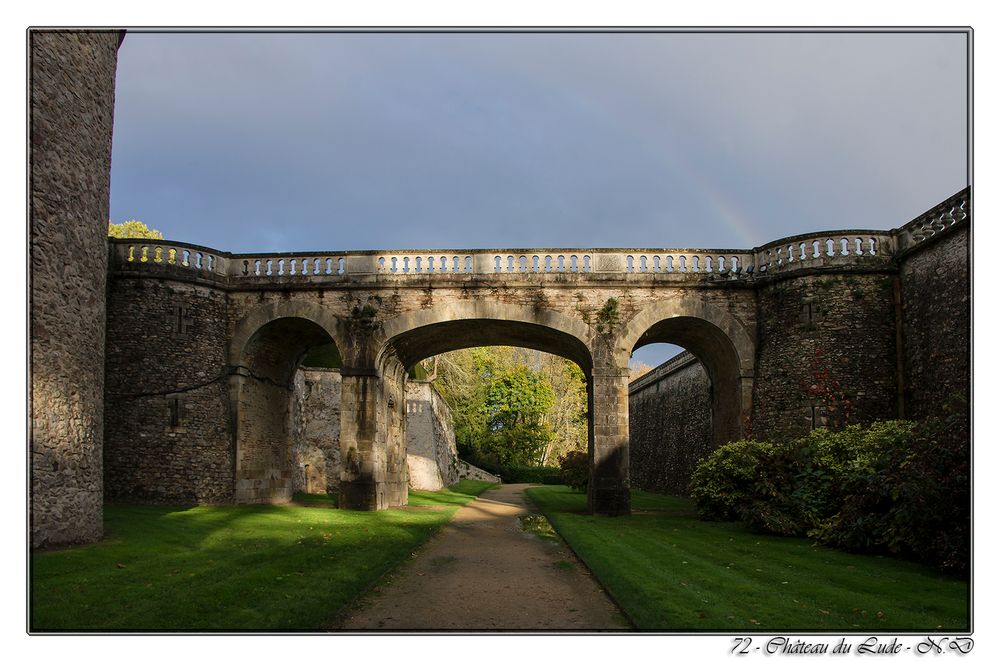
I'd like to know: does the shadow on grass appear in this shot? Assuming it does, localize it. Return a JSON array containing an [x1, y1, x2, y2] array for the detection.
[[292, 492, 339, 508]]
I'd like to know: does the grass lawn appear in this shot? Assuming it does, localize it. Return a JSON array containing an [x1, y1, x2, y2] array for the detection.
[[526, 485, 969, 632], [31, 480, 495, 632]]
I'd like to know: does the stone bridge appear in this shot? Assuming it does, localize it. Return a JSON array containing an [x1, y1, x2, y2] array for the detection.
[[102, 189, 969, 516]]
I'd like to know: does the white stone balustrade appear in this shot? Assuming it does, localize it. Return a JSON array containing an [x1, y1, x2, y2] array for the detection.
[[109, 187, 969, 281], [108, 241, 892, 279], [753, 232, 894, 274], [114, 241, 226, 275]]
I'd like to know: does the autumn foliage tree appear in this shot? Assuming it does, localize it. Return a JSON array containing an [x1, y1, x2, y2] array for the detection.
[[108, 219, 163, 240]]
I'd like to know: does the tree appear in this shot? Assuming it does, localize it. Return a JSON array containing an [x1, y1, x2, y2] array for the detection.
[[477, 364, 554, 467], [432, 346, 586, 468], [432, 348, 489, 456], [536, 354, 587, 465], [482, 363, 554, 432], [108, 220, 163, 240]]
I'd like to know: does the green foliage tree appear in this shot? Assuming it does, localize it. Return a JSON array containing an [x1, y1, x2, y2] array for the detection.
[[538, 357, 588, 465], [482, 363, 554, 431], [432, 346, 586, 470], [478, 363, 555, 466], [432, 348, 491, 459], [108, 219, 163, 240]]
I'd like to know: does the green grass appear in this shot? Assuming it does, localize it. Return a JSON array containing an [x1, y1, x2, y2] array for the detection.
[[291, 491, 338, 507], [526, 485, 969, 632], [31, 480, 495, 632]]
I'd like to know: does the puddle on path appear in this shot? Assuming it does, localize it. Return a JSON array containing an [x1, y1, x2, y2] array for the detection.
[[429, 554, 458, 572], [519, 514, 559, 543]]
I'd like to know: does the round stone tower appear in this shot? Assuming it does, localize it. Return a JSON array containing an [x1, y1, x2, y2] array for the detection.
[[30, 30, 123, 547]]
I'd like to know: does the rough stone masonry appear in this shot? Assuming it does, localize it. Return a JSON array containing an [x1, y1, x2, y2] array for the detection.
[[30, 30, 122, 547]]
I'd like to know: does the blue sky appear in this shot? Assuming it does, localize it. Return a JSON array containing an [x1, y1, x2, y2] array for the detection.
[[108, 30, 969, 367]]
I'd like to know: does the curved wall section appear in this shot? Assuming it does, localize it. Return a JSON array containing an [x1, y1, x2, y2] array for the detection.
[[900, 225, 970, 418], [104, 277, 233, 503], [752, 271, 899, 441]]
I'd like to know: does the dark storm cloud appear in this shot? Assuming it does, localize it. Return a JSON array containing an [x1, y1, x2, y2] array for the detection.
[[109, 31, 967, 253]]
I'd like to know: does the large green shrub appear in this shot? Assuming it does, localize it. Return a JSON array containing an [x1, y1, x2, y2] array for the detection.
[[747, 422, 913, 536], [689, 439, 778, 520], [816, 412, 969, 573], [689, 417, 969, 574]]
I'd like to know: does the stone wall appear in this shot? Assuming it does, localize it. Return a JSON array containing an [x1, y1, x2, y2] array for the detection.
[[405, 380, 460, 490], [628, 353, 713, 497], [456, 460, 502, 483], [291, 369, 342, 494], [899, 226, 970, 419], [291, 371, 490, 494], [30, 31, 121, 546], [104, 278, 232, 503], [752, 271, 899, 441]]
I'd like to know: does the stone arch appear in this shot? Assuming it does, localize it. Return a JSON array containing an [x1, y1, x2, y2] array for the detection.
[[228, 300, 346, 369], [622, 297, 755, 445], [378, 301, 595, 372], [377, 302, 625, 510], [229, 303, 346, 504]]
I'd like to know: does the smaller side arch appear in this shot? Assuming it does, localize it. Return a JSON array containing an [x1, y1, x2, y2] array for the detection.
[[622, 296, 756, 445], [621, 296, 755, 377], [227, 302, 346, 505], [228, 300, 347, 369]]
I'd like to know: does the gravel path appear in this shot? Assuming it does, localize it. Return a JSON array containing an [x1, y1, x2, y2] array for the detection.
[[332, 483, 629, 631]]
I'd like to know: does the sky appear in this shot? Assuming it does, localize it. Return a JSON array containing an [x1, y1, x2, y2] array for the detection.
[[107, 29, 969, 367]]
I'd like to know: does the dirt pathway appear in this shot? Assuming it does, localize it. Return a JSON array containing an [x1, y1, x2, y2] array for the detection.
[[333, 484, 630, 631]]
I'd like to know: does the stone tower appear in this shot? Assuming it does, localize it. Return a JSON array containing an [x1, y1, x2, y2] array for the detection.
[[30, 30, 123, 547]]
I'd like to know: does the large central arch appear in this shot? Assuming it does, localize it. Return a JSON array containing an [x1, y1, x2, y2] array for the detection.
[[378, 303, 611, 507], [379, 302, 594, 372]]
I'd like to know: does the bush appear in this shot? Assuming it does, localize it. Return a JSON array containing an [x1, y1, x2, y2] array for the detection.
[[742, 422, 913, 536], [689, 417, 969, 574], [503, 465, 561, 484], [689, 439, 778, 520], [817, 412, 969, 573], [559, 451, 590, 492]]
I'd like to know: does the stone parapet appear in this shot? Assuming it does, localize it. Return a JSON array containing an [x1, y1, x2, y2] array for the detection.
[[894, 187, 970, 256], [108, 187, 970, 291], [112, 205, 966, 285]]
